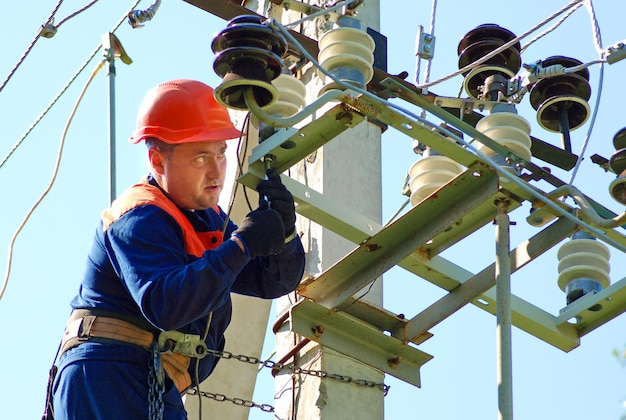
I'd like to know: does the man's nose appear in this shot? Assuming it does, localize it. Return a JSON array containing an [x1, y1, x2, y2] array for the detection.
[[205, 156, 223, 176]]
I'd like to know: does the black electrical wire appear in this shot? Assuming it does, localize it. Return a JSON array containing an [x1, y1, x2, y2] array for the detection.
[[0, 0, 141, 173], [0, 0, 101, 94]]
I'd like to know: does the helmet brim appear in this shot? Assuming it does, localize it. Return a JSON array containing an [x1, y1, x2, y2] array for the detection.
[[130, 125, 242, 144]]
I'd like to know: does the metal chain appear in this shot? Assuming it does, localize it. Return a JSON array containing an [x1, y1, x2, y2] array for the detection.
[[148, 347, 165, 420], [185, 348, 391, 415], [203, 348, 391, 395], [186, 388, 275, 414]]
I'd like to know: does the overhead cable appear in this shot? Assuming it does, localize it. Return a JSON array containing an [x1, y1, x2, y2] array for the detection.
[[521, 2, 584, 53], [54, 0, 101, 31], [0, 0, 101, 95], [584, 0, 603, 55], [422, 0, 437, 88], [415, 0, 586, 90], [0, 0, 64, 94], [0, 0, 141, 173], [568, 0, 605, 185]]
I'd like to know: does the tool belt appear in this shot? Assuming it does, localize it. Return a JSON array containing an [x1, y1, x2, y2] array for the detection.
[[59, 309, 204, 393]]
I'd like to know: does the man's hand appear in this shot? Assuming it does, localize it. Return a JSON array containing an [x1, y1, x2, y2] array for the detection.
[[233, 203, 285, 257], [256, 169, 296, 237]]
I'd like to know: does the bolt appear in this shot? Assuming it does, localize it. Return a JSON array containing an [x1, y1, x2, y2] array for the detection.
[[365, 243, 380, 252], [336, 111, 353, 125], [311, 325, 325, 337], [387, 356, 403, 368]]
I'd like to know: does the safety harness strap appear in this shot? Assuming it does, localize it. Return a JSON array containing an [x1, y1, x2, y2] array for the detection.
[[161, 352, 192, 392], [59, 311, 192, 393], [60, 315, 154, 354]]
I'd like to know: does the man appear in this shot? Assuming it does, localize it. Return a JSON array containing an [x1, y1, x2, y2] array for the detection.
[[44, 79, 305, 419]]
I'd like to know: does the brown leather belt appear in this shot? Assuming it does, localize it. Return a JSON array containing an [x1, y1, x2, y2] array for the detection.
[[61, 315, 153, 352], [60, 311, 192, 392]]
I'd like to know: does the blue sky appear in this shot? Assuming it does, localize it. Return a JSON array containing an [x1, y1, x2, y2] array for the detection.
[[1, 1, 626, 419]]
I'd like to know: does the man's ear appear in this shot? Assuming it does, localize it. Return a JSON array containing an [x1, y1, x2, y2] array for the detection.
[[148, 147, 166, 175]]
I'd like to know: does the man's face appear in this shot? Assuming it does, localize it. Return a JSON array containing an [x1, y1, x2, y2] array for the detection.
[[155, 140, 228, 210]]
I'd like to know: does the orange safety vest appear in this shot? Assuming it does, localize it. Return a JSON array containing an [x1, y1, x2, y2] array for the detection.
[[101, 179, 224, 392], [103, 179, 223, 253]]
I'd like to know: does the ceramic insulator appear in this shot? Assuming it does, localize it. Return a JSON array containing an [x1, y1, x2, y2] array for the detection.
[[557, 237, 610, 295], [265, 74, 307, 117], [408, 155, 464, 206], [317, 27, 375, 92], [475, 112, 532, 163]]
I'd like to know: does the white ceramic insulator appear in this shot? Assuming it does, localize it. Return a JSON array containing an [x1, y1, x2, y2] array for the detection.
[[265, 74, 307, 117], [475, 112, 532, 162], [318, 27, 376, 85], [408, 156, 464, 206], [557, 238, 610, 292]]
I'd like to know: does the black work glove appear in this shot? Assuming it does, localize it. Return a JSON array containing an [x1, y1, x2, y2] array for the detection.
[[256, 169, 296, 237], [233, 201, 285, 257]]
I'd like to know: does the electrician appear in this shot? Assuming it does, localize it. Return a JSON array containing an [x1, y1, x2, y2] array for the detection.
[[43, 79, 305, 419]]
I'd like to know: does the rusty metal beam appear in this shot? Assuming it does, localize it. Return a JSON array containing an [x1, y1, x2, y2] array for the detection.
[[298, 162, 499, 309], [396, 217, 579, 349]]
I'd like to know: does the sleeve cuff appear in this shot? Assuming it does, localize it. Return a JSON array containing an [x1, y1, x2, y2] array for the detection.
[[284, 230, 298, 244], [231, 233, 251, 258]]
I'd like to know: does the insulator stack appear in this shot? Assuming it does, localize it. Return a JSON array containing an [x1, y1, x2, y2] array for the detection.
[[317, 19, 375, 95], [608, 127, 626, 204], [475, 112, 532, 165], [529, 56, 591, 151], [457, 24, 521, 100], [408, 150, 464, 206], [557, 232, 610, 306], [211, 15, 287, 110]]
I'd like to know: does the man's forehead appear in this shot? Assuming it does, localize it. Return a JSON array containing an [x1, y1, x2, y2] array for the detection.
[[181, 140, 227, 152]]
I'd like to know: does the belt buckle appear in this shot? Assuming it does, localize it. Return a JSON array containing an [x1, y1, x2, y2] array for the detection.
[[157, 331, 207, 359]]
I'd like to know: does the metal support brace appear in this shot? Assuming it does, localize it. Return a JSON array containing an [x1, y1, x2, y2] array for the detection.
[[289, 299, 433, 387], [397, 217, 579, 350], [298, 162, 499, 309], [238, 102, 365, 189], [495, 200, 512, 420], [556, 274, 626, 334]]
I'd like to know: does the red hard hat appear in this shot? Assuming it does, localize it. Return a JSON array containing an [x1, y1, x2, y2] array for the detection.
[[130, 79, 241, 144]]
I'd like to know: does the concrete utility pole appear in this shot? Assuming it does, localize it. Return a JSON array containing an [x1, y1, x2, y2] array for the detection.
[[274, 120, 386, 420], [256, 1, 387, 419]]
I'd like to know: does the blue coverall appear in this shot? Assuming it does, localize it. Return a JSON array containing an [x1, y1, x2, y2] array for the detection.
[[51, 176, 305, 419]]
